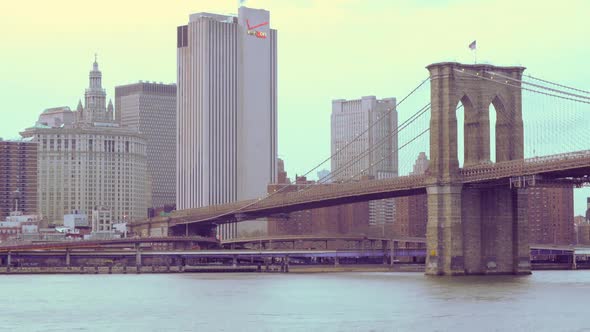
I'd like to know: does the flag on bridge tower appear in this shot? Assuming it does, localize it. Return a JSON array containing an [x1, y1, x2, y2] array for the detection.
[[469, 40, 477, 64]]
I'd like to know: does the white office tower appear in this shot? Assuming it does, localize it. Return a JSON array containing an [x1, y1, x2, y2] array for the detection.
[[331, 96, 398, 224], [177, 7, 278, 239]]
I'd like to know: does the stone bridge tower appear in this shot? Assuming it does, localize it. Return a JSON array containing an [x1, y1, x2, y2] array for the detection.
[[426, 62, 531, 275]]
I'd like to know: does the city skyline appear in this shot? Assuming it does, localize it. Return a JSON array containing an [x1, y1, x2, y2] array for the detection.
[[1, 0, 589, 213]]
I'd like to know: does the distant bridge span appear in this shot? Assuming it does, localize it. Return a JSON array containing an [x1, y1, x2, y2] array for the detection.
[[220, 234, 426, 247], [0, 236, 218, 252]]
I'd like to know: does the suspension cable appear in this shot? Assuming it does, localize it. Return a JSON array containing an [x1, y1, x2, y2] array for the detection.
[[489, 71, 590, 101], [335, 105, 463, 184], [525, 74, 590, 95], [293, 76, 431, 183], [454, 69, 590, 105], [312, 103, 430, 186], [192, 77, 431, 226]]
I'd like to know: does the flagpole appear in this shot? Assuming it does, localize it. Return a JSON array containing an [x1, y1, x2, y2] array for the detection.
[[469, 40, 477, 64]]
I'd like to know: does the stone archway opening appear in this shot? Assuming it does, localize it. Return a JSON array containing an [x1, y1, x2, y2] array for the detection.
[[488, 98, 500, 163], [457, 94, 476, 168]]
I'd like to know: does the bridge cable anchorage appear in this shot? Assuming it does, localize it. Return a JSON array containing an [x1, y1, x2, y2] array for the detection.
[[489, 71, 590, 101], [181, 77, 432, 226], [454, 69, 590, 105], [308, 103, 431, 187], [524, 74, 590, 95]]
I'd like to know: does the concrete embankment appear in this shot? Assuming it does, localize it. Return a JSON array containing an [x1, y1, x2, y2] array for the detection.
[[289, 264, 424, 273], [0, 264, 424, 274], [1, 263, 587, 274]]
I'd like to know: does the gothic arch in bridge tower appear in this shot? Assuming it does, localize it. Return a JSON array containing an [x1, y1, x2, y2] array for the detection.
[[425, 62, 530, 276]]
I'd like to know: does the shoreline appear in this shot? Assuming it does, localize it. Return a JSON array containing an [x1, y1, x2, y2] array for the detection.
[[0, 263, 585, 275]]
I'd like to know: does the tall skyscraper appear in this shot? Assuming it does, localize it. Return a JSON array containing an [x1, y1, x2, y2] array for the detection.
[[20, 59, 148, 225], [0, 138, 38, 221], [115, 82, 177, 209], [177, 7, 278, 239], [331, 96, 398, 224]]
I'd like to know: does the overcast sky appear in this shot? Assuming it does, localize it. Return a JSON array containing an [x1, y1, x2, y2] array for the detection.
[[1, 0, 589, 214]]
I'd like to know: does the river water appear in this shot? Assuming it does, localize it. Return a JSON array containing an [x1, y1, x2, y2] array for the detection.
[[1, 271, 589, 331]]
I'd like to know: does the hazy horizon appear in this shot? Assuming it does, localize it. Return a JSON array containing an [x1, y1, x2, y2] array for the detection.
[[1, 0, 589, 214]]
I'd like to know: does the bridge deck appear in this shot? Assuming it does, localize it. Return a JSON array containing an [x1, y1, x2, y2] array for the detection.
[[220, 234, 426, 245], [0, 236, 217, 252], [133, 150, 590, 226]]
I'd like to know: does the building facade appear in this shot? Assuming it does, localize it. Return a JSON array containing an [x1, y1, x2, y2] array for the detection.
[[317, 169, 330, 182], [177, 7, 278, 238], [577, 198, 590, 245], [64, 211, 89, 229], [331, 96, 398, 225], [394, 152, 429, 238], [0, 138, 38, 221], [92, 207, 113, 232], [20, 59, 148, 225], [527, 186, 575, 245], [267, 160, 369, 237], [115, 82, 177, 209], [266, 184, 369, 237], [37, 106, 76, 128], [0, 211, 40, 243]]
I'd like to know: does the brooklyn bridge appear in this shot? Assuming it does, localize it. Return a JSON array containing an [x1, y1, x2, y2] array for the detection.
[[128, 61, 590, 276]]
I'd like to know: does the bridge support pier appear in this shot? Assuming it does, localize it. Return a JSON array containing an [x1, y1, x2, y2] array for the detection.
[[334, 256, 340, 266], [426, 185, 464, 275], [135, 243, 142, 272], [382, 240, 388, 265], [65, 249, 71, 268], [7, 251, 11, 271], [426, 185, 531, 276], [391, 241, 398, 267], [571, 253, 577, 270], [232, 255, 238, 267]]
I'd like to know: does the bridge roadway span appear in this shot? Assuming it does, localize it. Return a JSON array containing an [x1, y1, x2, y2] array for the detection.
[[0, 236, 217, 252], [3, 245, 588, 260], [146, 150, 590, 226], [220, 234, 427, 246], [2, 249, 423, 259], [0, 235, 425, 252]]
